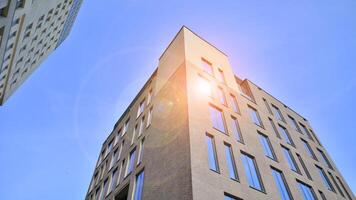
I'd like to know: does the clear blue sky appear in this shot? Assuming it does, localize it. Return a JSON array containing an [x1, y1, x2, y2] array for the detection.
[[0, 1, 355, 199]]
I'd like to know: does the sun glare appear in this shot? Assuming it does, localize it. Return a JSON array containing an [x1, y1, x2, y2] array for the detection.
[[197, 77, 211, 96]]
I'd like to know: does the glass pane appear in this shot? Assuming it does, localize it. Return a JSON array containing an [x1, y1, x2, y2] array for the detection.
[[231, 118, 242, 142], [278, 126, 293, 145], [224, 144, 238, 179], [206, 135, 218, 171], [272, 169, 292, 200], [134, 171, 145, 200], [209, 105, 226, 133], [283, 147, 298, 172], [241, 153, 262, 190], [259, 134, 274, 159]]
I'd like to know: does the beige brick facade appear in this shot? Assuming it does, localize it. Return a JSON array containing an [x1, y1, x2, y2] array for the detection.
[[85, 27, 354, 200]]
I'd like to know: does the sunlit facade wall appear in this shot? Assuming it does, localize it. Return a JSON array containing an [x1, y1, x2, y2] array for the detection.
[[85, 26, 354, 200]]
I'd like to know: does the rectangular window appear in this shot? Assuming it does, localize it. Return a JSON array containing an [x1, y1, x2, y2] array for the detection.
[[271, 167, 293, 200], [263, 98, 272, 114], [125, 149, 136, 176], [137, 100, 145, 118], [231, 116, 243, 142], [209, 104, 226, 133], [99, 178, 109, 200], [278, 125, 294, 145], [130, 124, 136, 144], [206, 134, 219, 172], [137, 138, 144, 165], [316, 165, 335, 192], [336, 176, 353, 200], [328, 172, 345, 197], [107, 140, 113, 155], [133, 171, 145, 200], [218, 87, 227, 105], [319, 190, 327, 200], [147, 89, 152, 105], [296, 153, 312, 180], [230, 94, 240, 113], [269, 118, 281, 138], [248, 106, 263, 127], [288, 115, 301, 132], [301, 139, 317, 160], [138, 116, 145, 137], [241, 152, 264, 191], [224, 143, 238, 180], [146, 107, 153, 127], [297, 180, 317, 200], [258, 133, 276, 160], [201, 58, 214, 75], [272, 104, 285, 121], [122, 119, 130, 137], [317, 149, 333, 170], [110, 149, 118, 169], [218, 69, 226, 83], [224, 193, 242, 200], [109, 167, 119, 192], [299, 123, 314, 141], [282, 146, 299, 173], [94, 187, 101, 200]]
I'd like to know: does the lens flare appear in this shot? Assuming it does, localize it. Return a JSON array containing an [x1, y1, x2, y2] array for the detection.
[[197, 77, 211, 96]]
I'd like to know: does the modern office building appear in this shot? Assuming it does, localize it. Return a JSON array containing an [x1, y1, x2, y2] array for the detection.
[[85, 26, 354, 200], [0, 0, 83, 105]]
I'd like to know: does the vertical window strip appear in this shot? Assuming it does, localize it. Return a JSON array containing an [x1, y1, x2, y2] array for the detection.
[[316, 165, 335, 192], [318, 190, 327, 200], [230, 94, 240, 113], [206, 134, 219, 172], [336, 176, 353, 200], [218, 87, 227, 105], [209, 104, 226, 133], [269, 118, 281, 138], [328, 171, 345, 197], [272, 104, 285, 122], [296, 153, 312, 180], [271, 167, 293, 200], [282, 146, 299, 173], [231, 116, 243, 143], [278, 125, 294, 145], [248, 106, 263, 127], [241, 152, 264, 191], [301, 139, 317, 160], [224, 143, 238, 180], [263, 98, 273, 115], [317, 149, 333, 170], [137, 138, 144, 165], [259, 133, 276, 160], [297, 180, 317, 200], [133, 171, 145, 200]]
